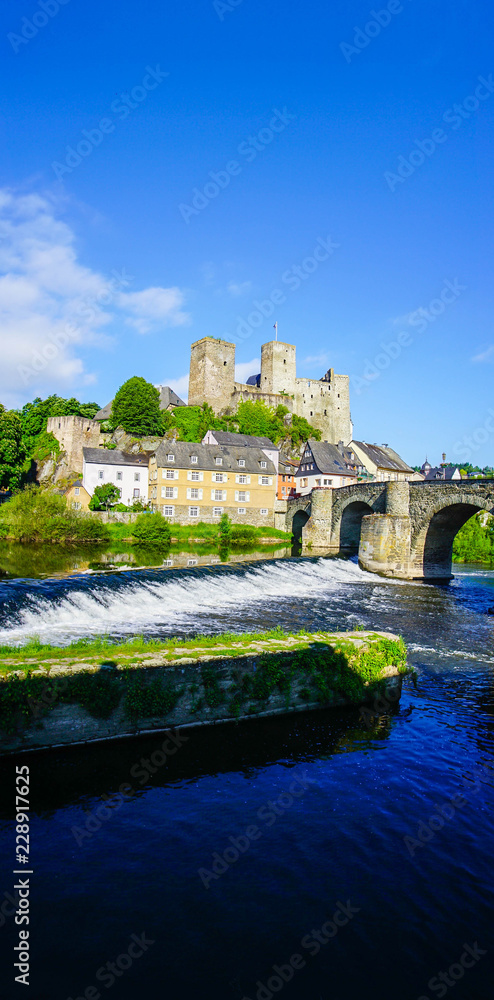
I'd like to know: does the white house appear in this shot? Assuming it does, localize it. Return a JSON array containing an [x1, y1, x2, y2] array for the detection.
[[295, 440, 358, 495], [82, 448, 149, 505]]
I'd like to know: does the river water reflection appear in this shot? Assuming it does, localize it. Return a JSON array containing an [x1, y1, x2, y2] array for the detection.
[[0, 556, 493, 999]]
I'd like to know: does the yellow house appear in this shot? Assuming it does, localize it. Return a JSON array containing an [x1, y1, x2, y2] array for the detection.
[[65, 480, 91, 511], [148, 441, 277, 525]]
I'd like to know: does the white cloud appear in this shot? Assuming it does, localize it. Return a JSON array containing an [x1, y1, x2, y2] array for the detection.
[[227, 280, 252, 297], [119, 287, 189, 334], [235, 358, 260, 384], [471, 345, 494, 364], [0, 188, 189, 405], [301, 351, 330, 368]]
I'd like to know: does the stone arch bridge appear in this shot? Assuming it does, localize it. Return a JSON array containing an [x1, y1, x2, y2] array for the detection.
[[286, 480, 494, 581]]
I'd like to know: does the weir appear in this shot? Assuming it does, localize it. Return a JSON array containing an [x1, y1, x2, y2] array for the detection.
[[0, 630, 407, 755]]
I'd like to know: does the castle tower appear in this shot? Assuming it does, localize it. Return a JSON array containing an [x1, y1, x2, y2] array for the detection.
[[260, 340, 296, 396], [188, 337, 236, 413]]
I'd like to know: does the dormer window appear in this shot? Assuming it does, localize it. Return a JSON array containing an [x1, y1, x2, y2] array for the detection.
[[215, 457, 222, 465], [260, 461, 267, 469], [238, 459, 245, 467], [167, 454, 174, 462], [191, 455, 198, 464]]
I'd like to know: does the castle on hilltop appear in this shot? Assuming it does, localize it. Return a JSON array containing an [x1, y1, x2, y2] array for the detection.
[[188, 337, 352, 445]]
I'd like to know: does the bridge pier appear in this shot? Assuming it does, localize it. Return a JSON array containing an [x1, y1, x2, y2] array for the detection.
[[302, 488, 334, 548], [358, 483, 412, 579]]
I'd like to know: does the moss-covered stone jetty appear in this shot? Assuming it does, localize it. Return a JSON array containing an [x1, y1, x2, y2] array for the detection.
[[0, 629, 408, 754]]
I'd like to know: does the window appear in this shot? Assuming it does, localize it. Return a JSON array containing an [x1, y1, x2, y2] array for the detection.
[[213, 489, 226, 501], [235, 491, 249, 502], [212, 507, 223, 516], [116, 472, 122, 481], [259, 476, 270, 486], [151, 486, 157, 499], [188, 558, 198, 566], [74, 487, 80, 495], [237, 474, 248, 484], [190, 470, 200, 482], [162, 486, 178, 499], [134, 473, 140, 482], [260, 508, 268, 515], [237, 508, 246, 514], [191, 455, 198, 463], [98, 470, 104, 479], [133, 489, 140, 498], [167, 454, 174, 462], [215, 457, 223, 465], [213, 472, 226, 482], [163, 506, 175, 517], [163, 557, 174, 565], [189, 506, 199, 517], [260, 461, 267, 468], [238, 459, 245, 467], [165, 469, 176, 480], [72, 502, 81, 511]]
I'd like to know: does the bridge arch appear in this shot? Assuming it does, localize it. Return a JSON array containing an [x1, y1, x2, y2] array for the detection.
[[338, 501, 374, 554], [292, 509, 310, 542], [410, 497, 494, 579]]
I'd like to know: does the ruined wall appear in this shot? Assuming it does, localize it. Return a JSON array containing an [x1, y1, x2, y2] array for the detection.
[[46, 415, 102, 472]]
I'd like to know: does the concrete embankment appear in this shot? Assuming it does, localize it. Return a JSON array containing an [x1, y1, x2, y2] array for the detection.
[[0, 631, 408, 755]]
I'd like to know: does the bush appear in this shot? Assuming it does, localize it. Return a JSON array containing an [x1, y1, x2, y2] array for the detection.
[[131, 511, 171, 547], [89, 484, 121, 511], [0, 486, 111, 544]]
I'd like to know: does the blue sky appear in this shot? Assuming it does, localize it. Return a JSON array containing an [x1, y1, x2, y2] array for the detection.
[[0, 0, 493, 466]]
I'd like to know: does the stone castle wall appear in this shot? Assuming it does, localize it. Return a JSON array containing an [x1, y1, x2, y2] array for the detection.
[[47, 415, 102, 472], [189, 337, 352, 444]]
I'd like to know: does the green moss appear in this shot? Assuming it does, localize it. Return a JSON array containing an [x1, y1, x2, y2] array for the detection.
[[124, 674, 184, 720]]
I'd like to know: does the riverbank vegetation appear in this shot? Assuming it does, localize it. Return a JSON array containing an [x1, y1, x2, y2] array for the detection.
[[0, 486, 110, 544], [453, 512, 494, 565]]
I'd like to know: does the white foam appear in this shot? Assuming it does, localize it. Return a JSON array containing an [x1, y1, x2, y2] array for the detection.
[[0, 557, 399, 646]]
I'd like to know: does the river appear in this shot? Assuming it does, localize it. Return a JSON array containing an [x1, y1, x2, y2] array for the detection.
[[0, 555, 493, 999]]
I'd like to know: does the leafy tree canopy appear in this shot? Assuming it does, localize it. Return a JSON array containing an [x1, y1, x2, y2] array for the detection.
[[0, 405, 25, 490], [111, 377, 162, 436], [89, 484, 122, 511], [20, 395, 100, 443], [162, 398, 321, 451]]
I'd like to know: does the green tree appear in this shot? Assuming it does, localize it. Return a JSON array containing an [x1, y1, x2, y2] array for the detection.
[[218, 513, 232, 544], [111, 377, 162, 436], [89, 484, 122, 511], [0, 405, 25, 490], [131, 511, 171, 547]]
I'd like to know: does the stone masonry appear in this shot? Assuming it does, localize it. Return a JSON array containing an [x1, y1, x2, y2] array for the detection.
[[188, 336, 353, 444]]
